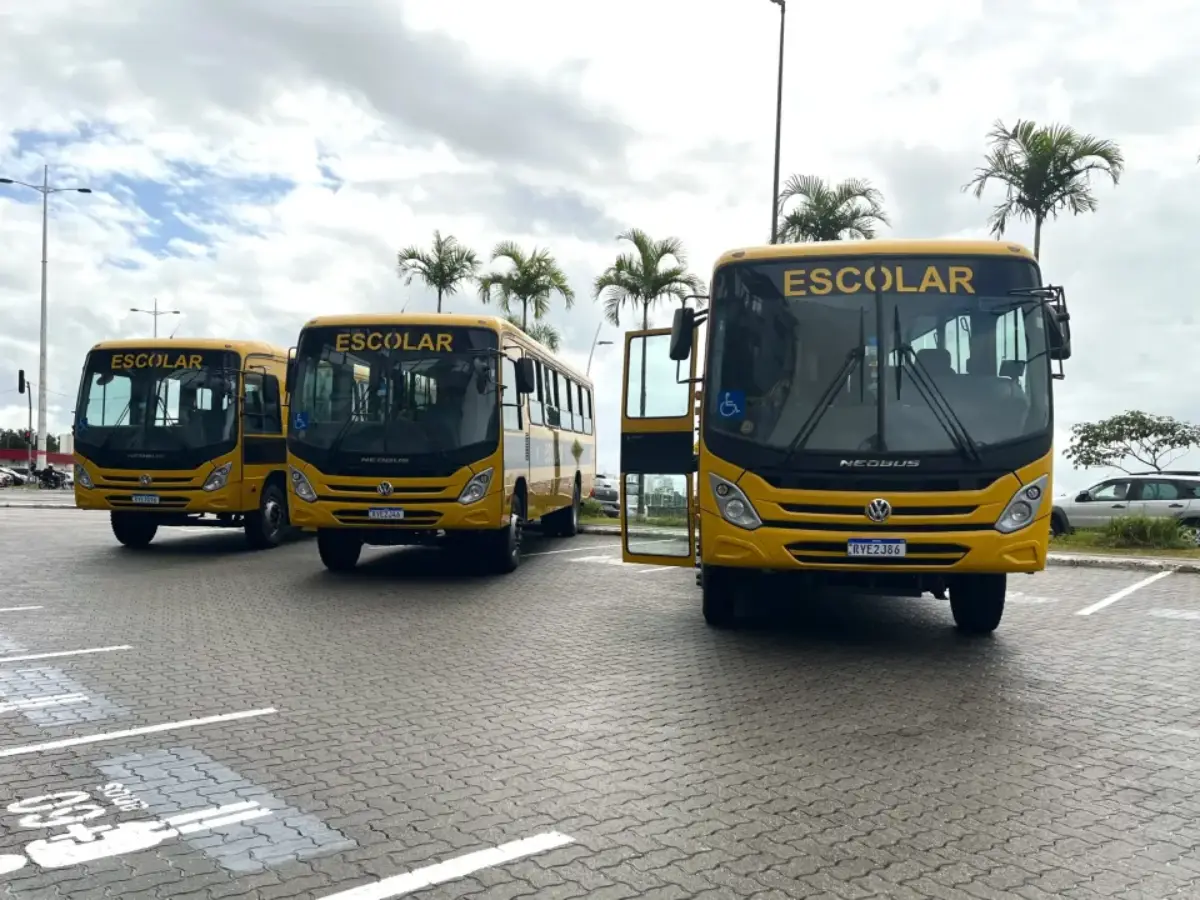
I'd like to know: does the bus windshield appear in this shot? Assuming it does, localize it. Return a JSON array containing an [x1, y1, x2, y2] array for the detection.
[[74, 348, 241, 468], [288, 325, 500, 474], [703, 256, 1052, 469]]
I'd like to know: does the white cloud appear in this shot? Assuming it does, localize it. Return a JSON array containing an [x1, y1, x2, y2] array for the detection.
[[2, 0, 1199, 495]]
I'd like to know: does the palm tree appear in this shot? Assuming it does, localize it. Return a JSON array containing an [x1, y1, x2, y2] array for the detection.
[[594, 228, 704, 517], [477, 241, 574, 330], [504, 314, 561, 351], [396, 230, 480, 314], [963, 119, 1124, 259], [774, 174, 889, 243]]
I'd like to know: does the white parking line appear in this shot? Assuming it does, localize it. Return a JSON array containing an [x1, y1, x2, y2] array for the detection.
[[0, 707, 277, 758], [1148, 609, 1200, 620], [1075, 570, 1173, 616], [0, 607, 41, 613], [317, 831, 575, 899], [0, 645, 131, 663], [0, 693, 88, 714]]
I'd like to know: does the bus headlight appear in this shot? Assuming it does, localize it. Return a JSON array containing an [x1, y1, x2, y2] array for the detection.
[[74, 464, 93, 489], [458, 467, 493, 505], [290, 466, 317, 502], [202, 462, 233, 492], [995, 474, 1048, 534], [709, 472, 761, 530]]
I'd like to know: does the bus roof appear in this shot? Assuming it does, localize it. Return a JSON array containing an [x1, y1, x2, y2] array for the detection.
[[88, 338, 288, 356], [300, 313, 592, 385], [715, 238, 1037, 268]]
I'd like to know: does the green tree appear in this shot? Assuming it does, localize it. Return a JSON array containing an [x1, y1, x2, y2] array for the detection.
[[504, 314, 561, 351], [0, 429, 58, 453], [477, 241, 574, 330], [964, 119, 1124, 259], [774, 174, 889, 243], [594, 228, 703, 516], [396, 230, 481, 314], [1063, 411, 1200, 473]]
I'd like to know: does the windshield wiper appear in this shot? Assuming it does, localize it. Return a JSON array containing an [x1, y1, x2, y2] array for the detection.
[[776, 308, 868, 468], [891, 308, 981, 463]]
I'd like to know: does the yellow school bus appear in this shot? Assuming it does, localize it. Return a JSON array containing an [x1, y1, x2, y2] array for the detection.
[[619, 238, 1072, 635], [285, 313, 596, 572], [72, 338, 293, 549]]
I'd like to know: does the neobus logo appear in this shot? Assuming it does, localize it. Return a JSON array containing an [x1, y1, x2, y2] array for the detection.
[[839, 459, 920, 468]]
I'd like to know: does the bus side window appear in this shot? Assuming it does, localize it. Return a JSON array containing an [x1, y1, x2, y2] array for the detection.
[[546, 368, 561, 428], [501, 356, 522, 431], [244, 373, 281, 434], [529, 360, 544, 425], [563, 375, 576, 432]]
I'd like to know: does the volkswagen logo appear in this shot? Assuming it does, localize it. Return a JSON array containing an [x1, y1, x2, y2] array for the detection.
[[865, 498, 891, 523], [377, 482, 393, 496], [139, 474, 152, 486]]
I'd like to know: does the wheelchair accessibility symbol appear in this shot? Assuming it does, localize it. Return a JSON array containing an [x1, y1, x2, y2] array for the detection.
[[717, 391, 744, 420]]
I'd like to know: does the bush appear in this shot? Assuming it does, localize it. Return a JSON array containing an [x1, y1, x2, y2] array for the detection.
[[1097, 515, 1197, 550], [580, 497, 605, 518]]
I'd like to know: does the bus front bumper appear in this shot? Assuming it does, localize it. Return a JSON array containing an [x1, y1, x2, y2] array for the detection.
[[289, 491, 505, 538]]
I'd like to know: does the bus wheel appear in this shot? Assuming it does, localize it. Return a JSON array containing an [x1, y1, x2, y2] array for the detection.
[[489, 495, 524, 574], [317, 530, 362, 572], [701, 564, 737, 628], [949, 574, 1006, 635], [111, 512, 157, 549], [245, 483, 288, 549], [545, 482, 580, 537]]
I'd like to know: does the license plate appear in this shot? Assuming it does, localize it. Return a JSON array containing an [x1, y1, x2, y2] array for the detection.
[[367, 507, 405, 520], [847, 538, 906, 557], [130, 494, 159, 505]]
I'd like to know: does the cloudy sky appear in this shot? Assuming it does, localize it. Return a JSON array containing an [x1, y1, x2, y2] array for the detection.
[[1, 0, 1198, 493]]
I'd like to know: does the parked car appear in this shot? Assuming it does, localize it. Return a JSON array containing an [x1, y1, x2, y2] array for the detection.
[[0, 466, 28, 487], [591, 473, 620, 517], [1051, 471, 1200, 535]]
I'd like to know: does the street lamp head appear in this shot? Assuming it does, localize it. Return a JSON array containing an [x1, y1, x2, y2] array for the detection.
[[0, 178, 13, 184], [598, 340, 614, 346], [75, 188, 92, 193]]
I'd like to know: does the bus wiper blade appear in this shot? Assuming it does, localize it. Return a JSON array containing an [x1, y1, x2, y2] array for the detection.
[[897, 346, 982, 462], [775, 345, 865, 470], [324, 412, 361, 462]]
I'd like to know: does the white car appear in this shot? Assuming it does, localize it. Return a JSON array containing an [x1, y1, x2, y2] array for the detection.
[[1051, 471, 1200, 535]]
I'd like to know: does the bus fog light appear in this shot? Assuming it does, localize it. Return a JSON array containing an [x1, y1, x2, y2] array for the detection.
[[202, 462, 232, 492], [290, 466, 317, 502], [708, 473, 761, 531], [458, 467, 493, 505], [995, 474, 1048, 534]]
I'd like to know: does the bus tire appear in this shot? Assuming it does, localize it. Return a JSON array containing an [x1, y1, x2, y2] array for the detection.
[[949, 574, 1005, 635], [245, 482, 288, 549], [317, 529, 362, 572], [701, 564, 737, 628], [545, 481, 580, 537], [111, 512, 157, 549], [488, 494, 524, 574]]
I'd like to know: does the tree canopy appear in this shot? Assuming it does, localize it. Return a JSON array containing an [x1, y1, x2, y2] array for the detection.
[[1063, 411, 1200, 473]]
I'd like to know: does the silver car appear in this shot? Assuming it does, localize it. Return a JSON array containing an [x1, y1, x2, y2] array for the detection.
[[1051, 471, 1200, 535]]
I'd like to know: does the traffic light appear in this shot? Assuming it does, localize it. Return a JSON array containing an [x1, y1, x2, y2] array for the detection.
[[17, 370, 25, 394]]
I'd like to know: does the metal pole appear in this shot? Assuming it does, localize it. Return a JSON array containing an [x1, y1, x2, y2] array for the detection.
[[153, 298, 158, 338], [36, 165, 49, 470], [769, 0, 786, 244], [26, 385, 33, 474]]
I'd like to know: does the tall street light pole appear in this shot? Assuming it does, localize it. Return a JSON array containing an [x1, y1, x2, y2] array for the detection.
[[586, 320, 613, 376], [130, 298, 182, 338], [0, 166, 93, 470], [769, 0, 786, 244]]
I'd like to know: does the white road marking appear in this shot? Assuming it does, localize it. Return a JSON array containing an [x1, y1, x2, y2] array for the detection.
[[0, 607, 42, 613], [317, 831, 575, 899], [1075, 570, 1173, 616], [165, 800, 261, 826], [0, 646, 131, 663], [0, 693, 88, 714], [0, 707, 278, 758], [1147, 608, 1200, 620]]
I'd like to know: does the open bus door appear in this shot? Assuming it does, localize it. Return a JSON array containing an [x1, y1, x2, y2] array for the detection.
[[619, 327, 697, 567]]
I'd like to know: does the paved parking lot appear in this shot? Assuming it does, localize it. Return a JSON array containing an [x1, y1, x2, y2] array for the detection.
[[0, 506, 1198, 899]]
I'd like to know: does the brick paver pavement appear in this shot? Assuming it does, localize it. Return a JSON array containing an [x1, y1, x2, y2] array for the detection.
[[0, 507, 1197, 899]]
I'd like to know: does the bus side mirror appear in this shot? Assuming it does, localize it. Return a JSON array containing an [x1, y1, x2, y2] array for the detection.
[[670, 307, 695, 361], [263, 374, 280, 408], [1048, 308, 1071, 361], [515, 357, 535, 394], [285, 350, 296, 392]]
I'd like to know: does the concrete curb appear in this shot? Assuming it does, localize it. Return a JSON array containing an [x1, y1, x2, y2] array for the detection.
[[579, 525, 1200, 573], [0, 503, 78, 510]]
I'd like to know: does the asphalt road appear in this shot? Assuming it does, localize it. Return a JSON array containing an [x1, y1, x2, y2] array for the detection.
[[0, 506, 1198, 899]]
